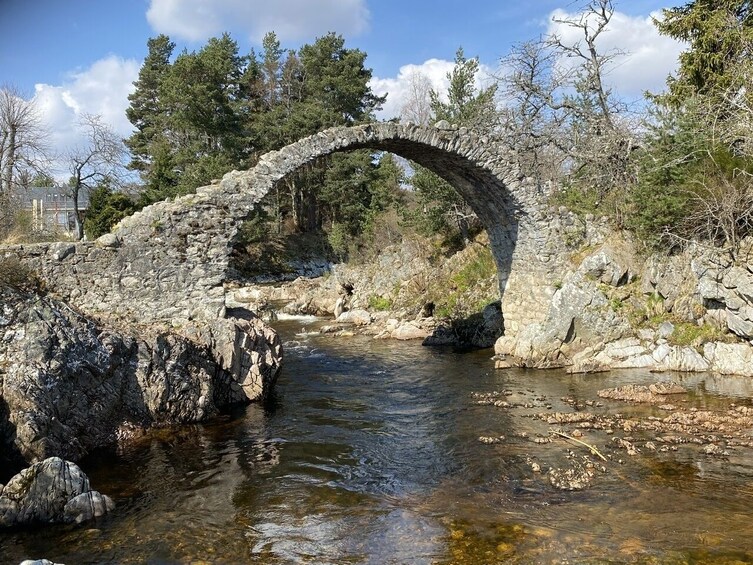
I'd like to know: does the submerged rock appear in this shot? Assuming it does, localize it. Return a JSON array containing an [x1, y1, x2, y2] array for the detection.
[[0, 457, 113, 527], [548, 463, 594, 491], [63, 490, 116, 524], [597, 384, 686, 404]]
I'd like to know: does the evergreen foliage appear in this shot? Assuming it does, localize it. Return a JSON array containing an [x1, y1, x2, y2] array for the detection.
[[125, 30, 390, 242], [654, 0, 753, 105], [117, 2, 753, 259], [405, 48, 491, 244], [84, 187, 138, 239]]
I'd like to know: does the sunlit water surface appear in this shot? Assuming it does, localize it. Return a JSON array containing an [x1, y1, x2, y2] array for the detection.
[[4, 316, 753, 564]]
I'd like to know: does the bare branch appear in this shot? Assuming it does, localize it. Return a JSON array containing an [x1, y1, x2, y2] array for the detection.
[[0, 84, 52, 196], [399, 70, 433, 126], [66, 114, 127, 240]]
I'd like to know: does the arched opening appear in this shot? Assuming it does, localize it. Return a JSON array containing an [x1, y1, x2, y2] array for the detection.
[[97, 124, 544, 335], [221, 124, 525, 346]]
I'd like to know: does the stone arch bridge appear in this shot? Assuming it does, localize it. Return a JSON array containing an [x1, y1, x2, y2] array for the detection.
[[4, 123, 561, 339]]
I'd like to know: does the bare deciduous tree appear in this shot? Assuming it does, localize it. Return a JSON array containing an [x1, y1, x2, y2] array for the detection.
[[496, 0, 638, 213], [680, 167, 753, 252], [0, 85, 50, 194], [548, 0, 623, 130], [399, 70, 434, 126], [0, 85, 51, 235], [497, 40, 570, 187], [67, 114, 126, 240]]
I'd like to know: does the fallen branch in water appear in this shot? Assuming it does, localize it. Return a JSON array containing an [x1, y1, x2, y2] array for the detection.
[[550, 430, 608, 462]]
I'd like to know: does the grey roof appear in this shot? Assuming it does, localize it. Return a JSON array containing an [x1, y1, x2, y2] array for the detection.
[[17, 186, 90, 209]]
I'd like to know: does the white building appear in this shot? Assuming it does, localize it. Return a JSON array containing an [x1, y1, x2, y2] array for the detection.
[[21, 187, 89, 236]]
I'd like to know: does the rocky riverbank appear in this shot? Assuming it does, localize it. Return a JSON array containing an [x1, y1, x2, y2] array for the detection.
[[494, 227, 753, 377], [227, 233, 504, 349], [0, 282, 283, 531], [228, 214, 753, 378], [1, 285, 282, 467]]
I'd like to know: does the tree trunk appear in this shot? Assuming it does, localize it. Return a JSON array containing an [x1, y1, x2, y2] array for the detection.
[[3, 125, 17, 194], [287, 177, 302, 231], [0, 130, 7, 196], [72, 183, 84, 240]]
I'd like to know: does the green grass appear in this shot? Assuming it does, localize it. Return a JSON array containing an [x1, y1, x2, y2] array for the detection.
[[450, 247, 496, 292], [368, 294, 392, 311], [668, 321, 728, 347]]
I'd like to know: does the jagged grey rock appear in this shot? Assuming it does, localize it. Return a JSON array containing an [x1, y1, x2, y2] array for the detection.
[[703, 342, 753, 377], [0, 287, 281, 464], [63, 490, 115, 524], [580, 242, 636, 287], [0, 457, 112, 527]]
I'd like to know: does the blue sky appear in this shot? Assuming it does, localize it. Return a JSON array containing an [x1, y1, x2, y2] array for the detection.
[[0, 0, 684, 177]]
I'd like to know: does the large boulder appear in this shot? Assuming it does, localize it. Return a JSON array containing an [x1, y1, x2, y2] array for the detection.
[[497, 270, 630, 367], [336, 309, 373, 326], [0, 457, 113, 527], [0, 287, 282, 465], [703, 342, 753, 377]]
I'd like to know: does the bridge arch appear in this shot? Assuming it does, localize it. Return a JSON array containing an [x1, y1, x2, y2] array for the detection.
[[216, 123, 530, 286], [5, 123, 555, 340]]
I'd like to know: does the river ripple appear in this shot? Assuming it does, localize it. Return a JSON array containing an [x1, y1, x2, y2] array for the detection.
[[4, 316, 753, 563]]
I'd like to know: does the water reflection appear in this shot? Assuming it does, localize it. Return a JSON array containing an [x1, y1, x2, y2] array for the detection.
[[4, 319, 753, 563]]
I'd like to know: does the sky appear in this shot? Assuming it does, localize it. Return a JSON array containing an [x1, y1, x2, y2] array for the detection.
[[0, 0, 686, 180]]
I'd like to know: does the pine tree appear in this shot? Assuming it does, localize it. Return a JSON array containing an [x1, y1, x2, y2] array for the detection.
[[125, 35, 174, 173], [655, 0, 753, 105], [430, 48, 497, 128]]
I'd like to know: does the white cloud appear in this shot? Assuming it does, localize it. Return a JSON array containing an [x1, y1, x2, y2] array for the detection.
[[547, 8, 685, 98], [33, 55, 139, 180], [146, 0, 369, 44], [370, 59, 495, 122]]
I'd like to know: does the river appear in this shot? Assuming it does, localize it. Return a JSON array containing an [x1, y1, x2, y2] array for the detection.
[[4, 315, 753, 564]]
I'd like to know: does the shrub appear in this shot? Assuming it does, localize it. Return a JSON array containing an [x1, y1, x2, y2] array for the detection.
[[84, 187, 139, 239], [368, 294, 392, 311], [668, 321, 728, 347], [0, 257, 43, 292], [327, 222, 350, 261], [451, 246, 496, 292]]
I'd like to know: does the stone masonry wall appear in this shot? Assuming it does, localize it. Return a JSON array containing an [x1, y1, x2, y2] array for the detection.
[[2, 123, 561, 339]]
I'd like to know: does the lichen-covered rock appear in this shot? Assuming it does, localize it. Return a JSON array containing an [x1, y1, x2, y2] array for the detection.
[[580, 241, 637, 287], [503, 270, 631, 368], [0, 457, 112, 527]]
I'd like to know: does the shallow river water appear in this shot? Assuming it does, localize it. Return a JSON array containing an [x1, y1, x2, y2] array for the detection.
[[5, 316, 753, 564]]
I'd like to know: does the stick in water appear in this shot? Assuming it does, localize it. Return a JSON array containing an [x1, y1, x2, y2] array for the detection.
[[550, 430, 608, 462]]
